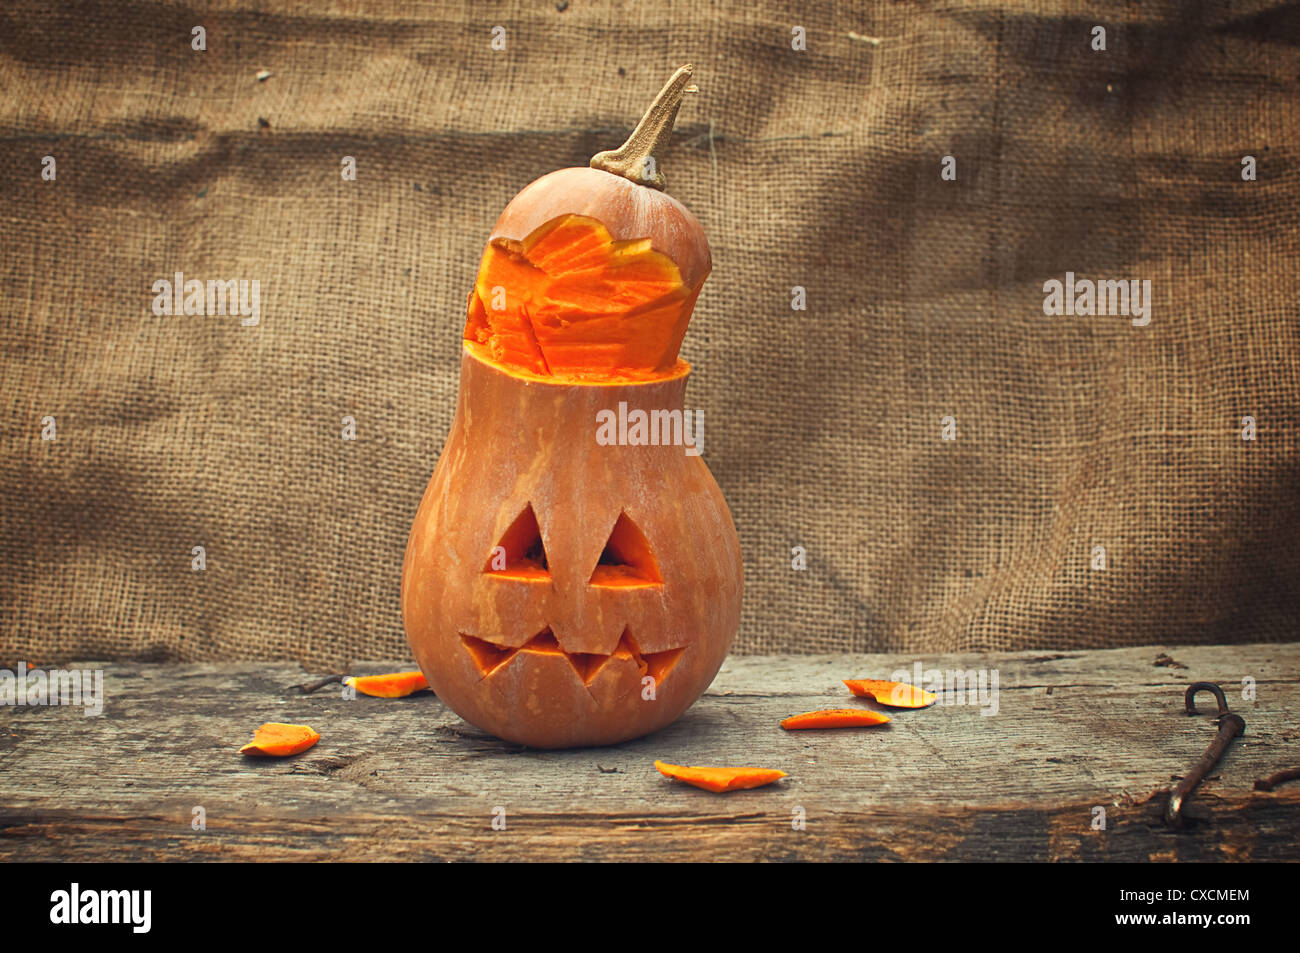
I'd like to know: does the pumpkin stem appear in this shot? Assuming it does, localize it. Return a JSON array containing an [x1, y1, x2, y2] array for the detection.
[[590, 65, 695, 191]]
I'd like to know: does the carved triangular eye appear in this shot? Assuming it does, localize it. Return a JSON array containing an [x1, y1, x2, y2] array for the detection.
[[484, 503, 550, 580], [588, 512, 662, 588]]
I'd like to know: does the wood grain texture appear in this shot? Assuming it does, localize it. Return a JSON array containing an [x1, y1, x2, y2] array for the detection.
[[1, 643, 1297, 861]]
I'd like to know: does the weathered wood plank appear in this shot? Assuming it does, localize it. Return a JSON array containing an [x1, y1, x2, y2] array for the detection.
[[4, 792, 1299, 862], [1, 643, 1297, 860]]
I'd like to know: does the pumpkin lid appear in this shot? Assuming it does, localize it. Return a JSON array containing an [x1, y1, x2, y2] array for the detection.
[[465, 68, 711, 384]]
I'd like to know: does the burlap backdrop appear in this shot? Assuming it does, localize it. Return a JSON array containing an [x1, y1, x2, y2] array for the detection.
[[1, 1, 1297, 667]]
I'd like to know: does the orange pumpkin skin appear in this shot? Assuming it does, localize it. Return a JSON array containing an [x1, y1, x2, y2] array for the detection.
[[402, 344, 743, 748]]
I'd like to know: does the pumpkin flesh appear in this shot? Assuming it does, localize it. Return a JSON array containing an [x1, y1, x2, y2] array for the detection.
[[465, 214, 700, 382]]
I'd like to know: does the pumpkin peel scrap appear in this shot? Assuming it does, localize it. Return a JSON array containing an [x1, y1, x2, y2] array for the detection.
[[843, 678, 936, 708], [654, 759, 786, 793], [781, 709, 892, 730], [239, 722, 320, 757], [345, 671, 431, 698]]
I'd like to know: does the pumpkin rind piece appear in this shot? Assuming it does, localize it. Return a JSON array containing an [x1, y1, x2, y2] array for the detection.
[[654, 759, 786, 793], [345, 671, 431, 698], [843, 678, 937, 708], [239, 722, 320, 757], [780, 709, 892, 730]]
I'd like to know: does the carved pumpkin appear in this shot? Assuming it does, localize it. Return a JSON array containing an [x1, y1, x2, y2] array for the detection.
[[402, 67, 743, 748]]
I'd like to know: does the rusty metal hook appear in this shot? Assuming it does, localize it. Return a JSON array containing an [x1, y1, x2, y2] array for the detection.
[[1164, 682, 1246, 829]]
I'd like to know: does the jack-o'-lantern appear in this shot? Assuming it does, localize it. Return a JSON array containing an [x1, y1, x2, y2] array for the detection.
[[402, 66, 742, 748]]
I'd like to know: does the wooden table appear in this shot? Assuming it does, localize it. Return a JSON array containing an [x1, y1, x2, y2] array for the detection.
[[2, 643, 1296, 861]]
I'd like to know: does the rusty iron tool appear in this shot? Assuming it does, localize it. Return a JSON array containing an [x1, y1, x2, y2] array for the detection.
[[1165, 682, 1245, 829], [1254, 767, 1300, 791]]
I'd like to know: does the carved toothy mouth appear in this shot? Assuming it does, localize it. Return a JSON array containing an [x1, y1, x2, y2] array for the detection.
[[461, 627, 683, 687]]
